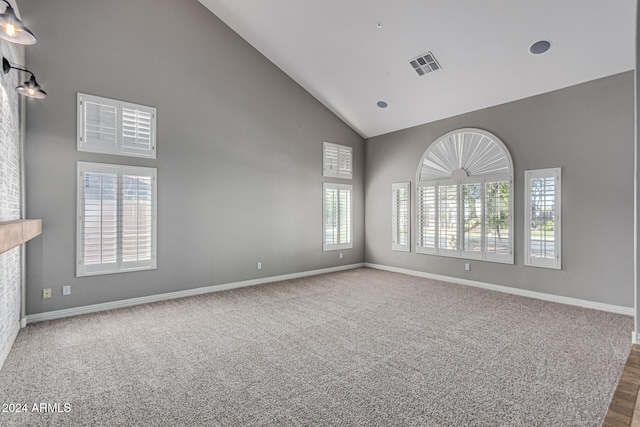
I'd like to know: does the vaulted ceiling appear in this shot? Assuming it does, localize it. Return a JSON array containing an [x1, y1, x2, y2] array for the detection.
[[198, 0, 635, 138]]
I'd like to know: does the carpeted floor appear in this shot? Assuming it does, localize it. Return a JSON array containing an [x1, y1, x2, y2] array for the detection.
[[0, 268, 633, 426]]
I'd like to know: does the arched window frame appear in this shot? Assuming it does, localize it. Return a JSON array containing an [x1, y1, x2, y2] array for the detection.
[[416, 128, 514, 264]]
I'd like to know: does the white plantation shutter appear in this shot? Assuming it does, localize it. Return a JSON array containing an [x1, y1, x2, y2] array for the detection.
[[392, 182, 410, 252], [77, 162, 157, 277], [78, 93, 156, 159], [485, 180, 511, 260], [323, 142, 352, 179], [416, 184, 436, 253], [81, 96, 118, 152], [461, 182, 482, 258], [525, 168, 561, 269], [323, 183, 352, 251], [121, 105, 155, 156], [415, 129, 514, 263], [438, 184, 458, 253]]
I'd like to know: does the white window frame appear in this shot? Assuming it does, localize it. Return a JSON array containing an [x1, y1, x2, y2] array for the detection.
[[416, 177, 513, 263], [415, 128, 514, 264], [77, 93, 157, 159], [392, 182, 410, 252], [77, 162, 157, 277], [524, 168, 561, 269], [323, 183, 353, 251], [323, 141, 352, 179]]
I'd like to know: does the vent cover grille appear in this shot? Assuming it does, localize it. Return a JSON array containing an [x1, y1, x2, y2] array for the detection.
[[409, 52, 441, 76]]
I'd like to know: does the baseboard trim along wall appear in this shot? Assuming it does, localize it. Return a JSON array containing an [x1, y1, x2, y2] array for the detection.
[[365, 263, 634, 316], [25, 263, 365, 324], [0, 321, 20, 371]]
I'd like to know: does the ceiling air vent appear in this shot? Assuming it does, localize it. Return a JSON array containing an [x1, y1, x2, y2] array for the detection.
[[409, 52, 441, 76]]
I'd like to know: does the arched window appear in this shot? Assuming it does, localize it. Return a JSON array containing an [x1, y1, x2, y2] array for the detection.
[[416, 128, 513, 263]]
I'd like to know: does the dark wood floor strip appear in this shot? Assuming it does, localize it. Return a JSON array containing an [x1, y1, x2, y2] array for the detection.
[[604, 345, 640, 427]]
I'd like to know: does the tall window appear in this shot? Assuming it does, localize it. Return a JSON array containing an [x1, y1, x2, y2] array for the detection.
[[416, 129, 513, 263], [392, 182, 410, 252], [77, 162, 157, 276], [323, 183, 352, 251], [525, 168, 561, 269]]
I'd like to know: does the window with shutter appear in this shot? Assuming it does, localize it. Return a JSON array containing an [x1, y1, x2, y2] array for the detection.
[[323, 142, 352, 179], [416, 128, 514, 263], [416, 185, 436, 253], [525, 168, 561, 269], [392, 182, 410, 252], [77, 162, 157, 277], [77, 93, 156, 159], [323, 183, 352, 251]]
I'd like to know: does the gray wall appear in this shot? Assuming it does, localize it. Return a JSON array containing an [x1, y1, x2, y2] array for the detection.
[[21, 0, 364, 315], [365, 72, 634, 307]]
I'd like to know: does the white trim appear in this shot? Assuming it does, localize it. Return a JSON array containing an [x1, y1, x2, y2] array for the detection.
[[323, 141, 352, 180], [0, 321, 20, 371], [392, 181, 410, 252], [524, 168, 562, 269], [26, 263, 365, 324], [323, 182, 353, 251], [365, 263, 633, 316], [77, 92, 156, 159], [77, 162, 157, 277]]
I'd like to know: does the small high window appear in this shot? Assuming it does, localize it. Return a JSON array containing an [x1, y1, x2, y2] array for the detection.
[[77, 93, 156, 159], [323, 142, 352, 179]]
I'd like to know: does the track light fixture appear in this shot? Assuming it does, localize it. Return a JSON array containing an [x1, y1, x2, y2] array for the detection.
[[0, 0, 35, 45], [2, 57, 46, 99]]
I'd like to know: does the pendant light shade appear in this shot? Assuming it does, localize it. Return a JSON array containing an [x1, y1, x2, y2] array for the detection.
[[0, 1, 36, 45], [16, 74, 46, 99], [2, 57, 46, 99]]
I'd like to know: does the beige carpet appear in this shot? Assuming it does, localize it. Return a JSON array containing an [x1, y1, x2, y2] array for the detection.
[[0, 268, 633, 426]]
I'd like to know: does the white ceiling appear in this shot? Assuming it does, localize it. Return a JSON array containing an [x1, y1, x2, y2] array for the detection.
[[198, 0, 636, 138]]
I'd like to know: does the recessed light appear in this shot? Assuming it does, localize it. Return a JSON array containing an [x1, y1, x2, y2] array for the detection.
[[377, 22, 382, 29], [529, 40, 551, 55], [377, 101, 388, 108]]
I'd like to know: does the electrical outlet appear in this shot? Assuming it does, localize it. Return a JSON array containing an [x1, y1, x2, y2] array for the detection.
[[62, 285, 71, 296], [42, 288, 52, 299], [464, 263, 470, 271], [257, 261, 262, 270], [339, 252, 343, 259]]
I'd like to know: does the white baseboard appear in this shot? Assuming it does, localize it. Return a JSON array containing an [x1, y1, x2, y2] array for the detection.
[[365, 263, 634, 316], [0, 321, 20, 371], [26, 263, 365, 324]]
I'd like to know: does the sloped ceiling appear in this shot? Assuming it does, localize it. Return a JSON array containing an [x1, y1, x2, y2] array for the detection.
[[198, 0, 635, 138]]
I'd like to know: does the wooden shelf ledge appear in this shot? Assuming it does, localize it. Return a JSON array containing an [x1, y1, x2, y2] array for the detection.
[[0, 219, 42, 255]]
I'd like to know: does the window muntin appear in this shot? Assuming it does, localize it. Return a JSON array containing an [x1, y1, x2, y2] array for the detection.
[[323, 183, 352, 251], [77, 93, 156, 159], [525, 168, 561, 269], [77, 162, 157, 276], [416, 129, 513, 263], [392, 182, 410, 252]]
